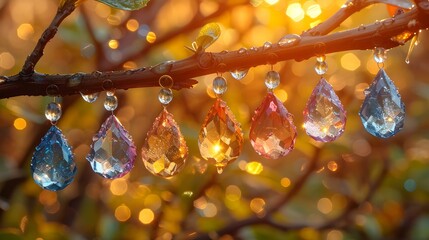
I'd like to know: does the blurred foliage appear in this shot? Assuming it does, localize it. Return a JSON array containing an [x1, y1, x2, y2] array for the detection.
[[0, 0, 429, 239]]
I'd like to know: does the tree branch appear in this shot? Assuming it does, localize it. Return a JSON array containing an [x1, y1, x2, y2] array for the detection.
[[2, 2, 428, 99], [19, 0, 78, 77]]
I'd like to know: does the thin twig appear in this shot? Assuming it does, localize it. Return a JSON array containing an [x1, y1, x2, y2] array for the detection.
[[19, 0, 78, 77]]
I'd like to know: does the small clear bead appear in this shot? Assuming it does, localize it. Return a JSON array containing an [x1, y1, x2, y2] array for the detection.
[[159, 88, 173, 105], [104, 95, 118, 111], [106, 91, 115, 96], [374, 48, 387, 63], [213, 76, 227, 95], [80, 92, 99, 103], [314, 61, 328, 75], [265, 71, 280, 90], [45, 102, 62, 122]]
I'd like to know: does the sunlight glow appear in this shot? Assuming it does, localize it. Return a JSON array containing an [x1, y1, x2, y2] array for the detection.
[[286, 3, 305, 22], [139, 208, 155, 224], [115, 205, 131, 222], [108, 40, 119, 49], [245, 162, 263, 175], [14, 118, 27, 130], [110, 178, 128, 196]]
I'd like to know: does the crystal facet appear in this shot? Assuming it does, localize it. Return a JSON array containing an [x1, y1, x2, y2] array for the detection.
[[250, 92, 297, 159], [142, 109, 188, 177], [31, 126, 76, 191], [198, 98, 243, 172], [303, 78, 347, 142], [359, 69, 405, 138], [87, 115, 136, 178]]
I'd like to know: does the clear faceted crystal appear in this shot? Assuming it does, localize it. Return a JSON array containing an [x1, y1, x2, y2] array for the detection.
[[104, 95, 118, 111], [265, 71, 280, 90], [213, 76, 227, 95], [250, 92, 297, 159], [45, 102, 62, 122], [198, 98, 243, 173], [359, 69, 405, 138], [31, 126, 76, 191], [159, 88, 173, 105], [142, 109, 188, 177], [87, 115, 136, 178], [303, 78, 347, 142]]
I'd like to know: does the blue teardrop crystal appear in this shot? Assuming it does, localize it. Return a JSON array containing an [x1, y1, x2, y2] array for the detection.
[[359, 69, 405, 138], [31, 126, 77, 191], [86, 115, 136, 179]]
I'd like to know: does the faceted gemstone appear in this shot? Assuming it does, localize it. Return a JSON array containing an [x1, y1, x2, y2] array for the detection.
[[198, 98, 243, 173], [31, 126, 76, 191], [142, 109, 188, 177], [250, 92, 297, 159], [303, 78, 347, 142], [87, 115, 136, 178], [359, 69, 405, 138]]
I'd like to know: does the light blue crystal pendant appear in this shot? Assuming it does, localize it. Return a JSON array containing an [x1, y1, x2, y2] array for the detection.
[[359, 69, 405, 138], [86, 115, 136, 179], [31, 126, 77, 191]]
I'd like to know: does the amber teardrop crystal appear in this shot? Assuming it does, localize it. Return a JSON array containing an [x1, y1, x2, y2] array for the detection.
[[142, 109, 188, 177], [198, 98, 243, 173]]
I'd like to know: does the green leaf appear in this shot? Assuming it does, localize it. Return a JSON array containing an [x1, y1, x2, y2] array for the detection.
[[195, 23, 221, 51], [96, 0, 150, 10]]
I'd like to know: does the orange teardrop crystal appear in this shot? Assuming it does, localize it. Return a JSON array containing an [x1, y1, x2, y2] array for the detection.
[[250, 92, 297, 159], [142, 109, 188, 177], [198, 98, 243, 173]]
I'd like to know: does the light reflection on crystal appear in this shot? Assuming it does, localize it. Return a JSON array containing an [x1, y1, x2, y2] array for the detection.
[[359, 69, 405, 138], [250, 92, 297, 159], [230, 69, 248, 80], [87, 115, 136, 178], [198, 98, 243, 172], [142, 109, 188, 177], [31, 126, 76, 191], [303, 78, 346, 142]]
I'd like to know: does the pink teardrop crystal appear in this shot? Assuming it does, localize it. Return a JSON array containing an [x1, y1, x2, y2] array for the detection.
[[303, 78, 346, 142], [142, 109, 188, 177], [250, 92, 297, 159]]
